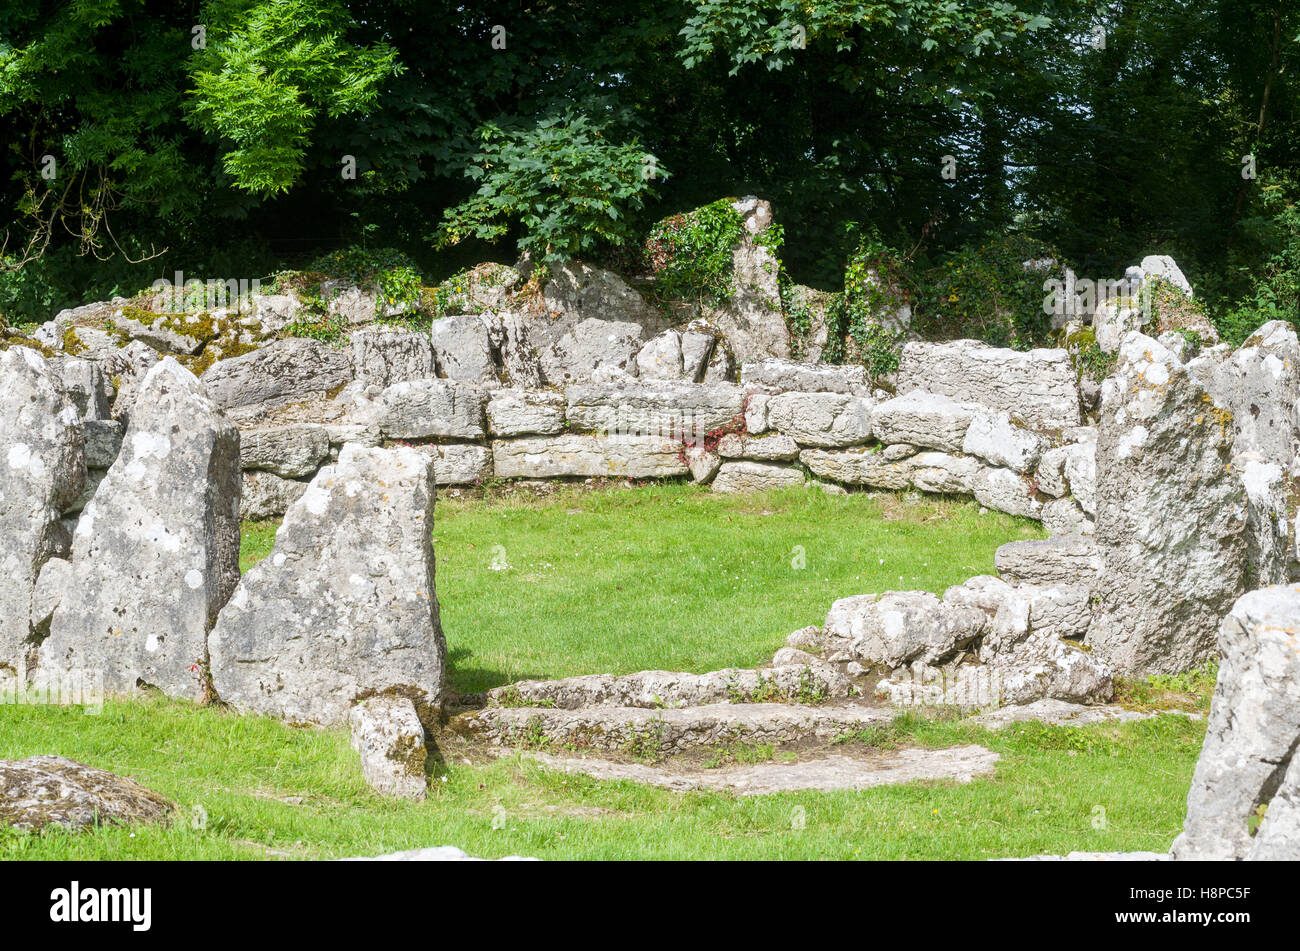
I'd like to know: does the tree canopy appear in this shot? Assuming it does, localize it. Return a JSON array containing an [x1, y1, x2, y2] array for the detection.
[[2, 0, 1298, 330]]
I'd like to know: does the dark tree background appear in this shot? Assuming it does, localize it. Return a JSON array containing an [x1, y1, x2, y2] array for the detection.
[[1, 0, 1298, 331]]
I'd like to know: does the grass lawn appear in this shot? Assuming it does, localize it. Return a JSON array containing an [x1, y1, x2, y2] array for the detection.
[[0, 697, 1204, 860], [242, 482, 1046, 693], [5, 483, 1205, 860]]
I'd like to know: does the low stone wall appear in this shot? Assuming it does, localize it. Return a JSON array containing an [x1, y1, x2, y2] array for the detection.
[[209, 340, 1098, 535]]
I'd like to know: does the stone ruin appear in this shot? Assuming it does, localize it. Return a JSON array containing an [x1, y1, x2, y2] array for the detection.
[[1, 231, 1299, 855]]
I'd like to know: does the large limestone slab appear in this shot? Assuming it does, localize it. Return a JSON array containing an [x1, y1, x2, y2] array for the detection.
[[430, 315, 496, 383], [201, 338, 352, 414], [491, 434, 688, 479], [897, 340, 1080, 430], [0, 348, 86, 673], [740, 359, 870, 395], [209, 444, 445, 725], [486, 389, 565, 437], [351, 330, 435, 388], [711, 460, 805, 493], [871, 390, 975, 452], [766, 391, 873, 447], [239, 424, 330, 478], [566, 381, 745, 438], [824, 591, 988, 668], [1205, 320, 1300, 473], [538, 318, 644, 385], [1173, 585, 1300, 860], [40, 359, 240, 699], [1087, 333, 1249, 676], [373, 380, 487, 440]]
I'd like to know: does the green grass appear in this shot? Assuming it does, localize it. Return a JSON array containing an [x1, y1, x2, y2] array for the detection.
[[0, 696, 1203, 860], [6, 486, 1204, 860], [244, 482, 1044, 694]]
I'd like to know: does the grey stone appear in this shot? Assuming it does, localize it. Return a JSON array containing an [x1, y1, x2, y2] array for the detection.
[[483, 311, 543, 388], [635, 330, 685, 380], [766, 391, 873, 447], [202, 338, 352, 414], [82, 419, 123, 469], [995, 536, 1102, 588], [962, 410, 1046, 473], [1087, 333, 1249, 676], [1139, 254, 1193, 297], [112, 310, 207, 355], [538, 318, 645, 385], [492, 434, 688, 479], [351, 330, 435, 388], [0, 755, 174, 833], [349, 696, 428, 801], [685, 447, 721, 484], [40, 359, 240, 700], [527, 746, 998, 795], [896, 340, 1081, 430], [324, 283, 377, 324], [486, 661, 849, 711], [209, 444, 445, 725], [1205, 320, 1300, 474], [373, 380, 487, 440], [239, 424, 330, 478], [48, 356, 112, 421], [871, 390, 975, 452], [1173, 585, 1300, 860], [540, 259, 666, 330], [458, 700, 891, 754], [1040, 498, 1094, 537], [700, 197, 790, 362], [680, 325, 718, 382], [412, 443, 492, 485], [0, 348, 86, 671], [740, 359, 871, 395], [825, 591, 988, 668], [715, 432, 800, 461], [972, 467, 1043, 520], [0, 345, 87, 670], [239, 470, 309, 520], [486, 389, 565, 437], [711, 461, 806, 493], [431, 315, 497, 383], [566, 381, 745, 439]]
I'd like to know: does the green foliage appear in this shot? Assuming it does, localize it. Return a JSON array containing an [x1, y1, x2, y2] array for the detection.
[[436, 114, 660, 261], [304, 246, 425, 318], [187, 0, 401, 196], [646, 199, 747, 305], [912, 236, 1058, 350], [1213, 201, 1300, 346]]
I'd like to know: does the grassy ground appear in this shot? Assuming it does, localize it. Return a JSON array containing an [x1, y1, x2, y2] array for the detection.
[[243, 482, 1045, 694], [6, 484, 1204, 860], [0, 696, 1203, 860]]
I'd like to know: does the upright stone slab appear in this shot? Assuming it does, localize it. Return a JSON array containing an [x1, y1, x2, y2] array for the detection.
[[1087, 333, 1248, 676], [209, 444, 445, 725], [39, 359, 239, 699], [1172, 585, 1300, 860], [0, 348, 86, 674], [702, 197, 791, 362], [1206, 320, 1300, 474]]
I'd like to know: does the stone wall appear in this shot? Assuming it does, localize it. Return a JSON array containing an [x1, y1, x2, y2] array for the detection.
[[218, 340, 1096, 535]]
